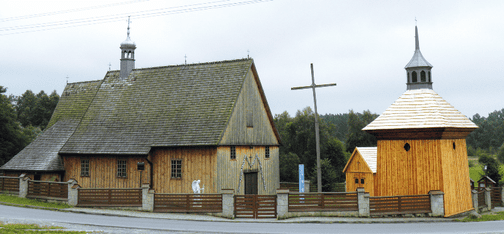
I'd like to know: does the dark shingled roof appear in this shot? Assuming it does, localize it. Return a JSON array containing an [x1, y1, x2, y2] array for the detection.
[[60, 58, 255, 155], [1, 80, 102, 171]]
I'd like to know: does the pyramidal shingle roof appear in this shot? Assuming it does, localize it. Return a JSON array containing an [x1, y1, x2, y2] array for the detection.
[[60, 58, 256, 155], [363, 89, 478, 131]]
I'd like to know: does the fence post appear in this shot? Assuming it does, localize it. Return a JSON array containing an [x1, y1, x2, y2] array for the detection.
[[472, 189, 478, 212], [67, 179, 80, 206], [501, 187, 504, 206], [142, 184, 154, 211], [485, 187, 492, 211], [304, 180, 310, 193], [428, 190, 444, 217], [221, 189, 235, 219], [357, 188, 370, 217], [18, 174, 29, 198], [276, 189, 289, 219]]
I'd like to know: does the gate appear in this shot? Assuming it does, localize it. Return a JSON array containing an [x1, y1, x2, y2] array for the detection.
[[234, 195, 276, 219]]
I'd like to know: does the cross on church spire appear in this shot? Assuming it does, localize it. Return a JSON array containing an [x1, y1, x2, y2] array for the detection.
[[291, 63, 336, 193]]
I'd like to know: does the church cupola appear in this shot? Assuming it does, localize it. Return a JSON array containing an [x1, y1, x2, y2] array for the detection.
[[120, 17, 136, 79], [405, 26, 433, 90]]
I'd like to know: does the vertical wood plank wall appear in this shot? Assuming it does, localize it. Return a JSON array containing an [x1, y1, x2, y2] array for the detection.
[[374, 139, 473, 217], [152, 147, 217, 194], [440, 139, 473, 217], [217, 146, 279, 195], [344, 152, 374, 195], [219, 68, 279, 146], [64, 156, 150, 188], [374, 139, 443, 197]]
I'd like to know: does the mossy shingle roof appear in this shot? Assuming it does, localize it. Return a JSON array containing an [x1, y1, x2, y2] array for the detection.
[[1, 80, 102, 171], [60, 58, 255, 155]]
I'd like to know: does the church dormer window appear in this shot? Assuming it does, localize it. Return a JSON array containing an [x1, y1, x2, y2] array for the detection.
[[412, 71, 417, 83], [421, 71, 426, 82]]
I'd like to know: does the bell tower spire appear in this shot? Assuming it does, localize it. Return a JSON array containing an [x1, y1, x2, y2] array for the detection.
[[120, 16, 136, 79], [405, 25, 433, 90]]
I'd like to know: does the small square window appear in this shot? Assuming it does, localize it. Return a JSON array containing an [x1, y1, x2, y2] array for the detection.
[[265, 146, 270, 159], [171, 159, 182, 179], [81, 159, 89, 177], [117, 159, 127, 178], [230, 146, 236, 160]]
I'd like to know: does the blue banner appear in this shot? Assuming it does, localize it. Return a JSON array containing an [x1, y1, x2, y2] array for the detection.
[[299, 164, 305, 193]]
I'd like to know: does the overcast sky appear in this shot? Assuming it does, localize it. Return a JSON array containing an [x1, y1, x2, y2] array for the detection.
[[2, 0, 503, 119]]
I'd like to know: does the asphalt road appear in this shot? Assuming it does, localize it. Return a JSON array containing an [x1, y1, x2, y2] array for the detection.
[[2, 205, 504, 233]]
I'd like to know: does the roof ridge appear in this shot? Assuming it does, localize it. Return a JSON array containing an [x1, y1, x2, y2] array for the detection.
[[132, 58, 253, 71], [67, 79, 103, 85]]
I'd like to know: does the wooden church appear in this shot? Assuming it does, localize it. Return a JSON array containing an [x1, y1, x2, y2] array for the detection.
[[1, 22, 281, 195], [343, 26, 478, 217]]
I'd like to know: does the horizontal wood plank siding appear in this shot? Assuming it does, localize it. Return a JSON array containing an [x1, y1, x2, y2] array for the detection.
[[63, 156, 150, 189], [152, 147, 217, 194]]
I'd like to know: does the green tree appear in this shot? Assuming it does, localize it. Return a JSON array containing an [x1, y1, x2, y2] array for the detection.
[[497, 143, 504, 164], [309, 158, 338, 192], [345, 110, 378, 153], [274, 107, 348, 188], [13, 90, 59, 130], [279, 152, 300, 182], [0, 86, 29, 165], [321, 113, 349, 142], [479, 155, 501, 185]]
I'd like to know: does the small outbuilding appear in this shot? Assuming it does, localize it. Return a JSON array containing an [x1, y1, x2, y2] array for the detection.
[[342, 147, 377, 195], [477, 176, 497, 190]]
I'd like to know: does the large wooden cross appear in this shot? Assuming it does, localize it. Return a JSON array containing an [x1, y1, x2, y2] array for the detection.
[[291, 63, 336, 193]]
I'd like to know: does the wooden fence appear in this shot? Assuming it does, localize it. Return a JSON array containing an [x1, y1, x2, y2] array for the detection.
[[0, 176, 19, 193], [288, 192, 358, 212], [370, 194, 431, 216], [491, 187, 502, 208], [77, 188, 142, 207], [27, 181, 68, 199], [235, 195, 277, 219], [153, 194, 222, 213]]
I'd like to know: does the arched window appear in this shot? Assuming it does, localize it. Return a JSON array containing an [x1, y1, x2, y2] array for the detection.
[[421, 71, 426, 82], [412, 71, 417, 82], [407, 72, 410, 83], [428, 71, 431, 82]]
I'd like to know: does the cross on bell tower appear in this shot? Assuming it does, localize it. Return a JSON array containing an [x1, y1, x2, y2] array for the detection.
[[120, 16, 136, 79]]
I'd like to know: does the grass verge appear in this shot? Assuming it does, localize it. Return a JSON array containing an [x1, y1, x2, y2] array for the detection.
[[0, 222, 87, 233], [457, 211, 504, 222], [0, 193, 72, 209]]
